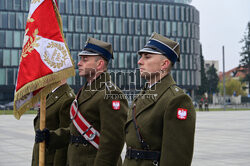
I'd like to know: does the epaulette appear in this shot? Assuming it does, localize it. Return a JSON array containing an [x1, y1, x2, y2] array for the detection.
[[169, 85, 183, 96], [105, 81, 117, 92]]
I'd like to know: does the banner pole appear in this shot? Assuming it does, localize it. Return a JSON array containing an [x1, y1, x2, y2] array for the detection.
[[39, 92, 46, 166]]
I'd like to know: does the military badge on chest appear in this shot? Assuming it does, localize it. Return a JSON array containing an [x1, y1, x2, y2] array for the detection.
[[112, 101, 120, 110], [177, 108, 187, 120]]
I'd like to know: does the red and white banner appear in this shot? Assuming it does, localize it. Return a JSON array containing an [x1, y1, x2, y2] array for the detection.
[[14, 0, 75, 119]]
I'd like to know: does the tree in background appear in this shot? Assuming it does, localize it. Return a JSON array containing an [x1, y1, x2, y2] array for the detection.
[[218, 77, 247, 96], [206, 64, 219, 95], [196, 44, 208, 96], [238, 22, 250, 94]]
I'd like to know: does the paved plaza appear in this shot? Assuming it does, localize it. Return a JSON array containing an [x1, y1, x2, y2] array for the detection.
[[0, 111, 250, 166]]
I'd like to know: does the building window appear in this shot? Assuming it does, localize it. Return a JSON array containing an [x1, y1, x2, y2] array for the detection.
[[127, 36, 133, 51], [133, 3, 138, 18], [114, 1, 119, 17], [3, 49, 10, 66], [122, 19, 128, 34], [65, 33, 72, 49], [116, 18, 122, 34], [73, 34, 80, 50], [96, 17, 102, 33], [163, 5, 169, 20], [119, 53, 125, 68], [75, 16, 82, 32], [133, 36, 139, 52], [107, 1, 113, 16], [135, 20, 141, 35], [87, 0, 93, 15], [8, 12, 15, 29], [120, 2, 126, 17], [89, 17, 95, 33], [175, 6, 180, 20], [0, 12, 8, 28], [139, 4, 144, 19], [145, 4, 151, 19], [129, 19, 134, 35], [172, 22, 177, 36], [139, 37, 145, 50], [6, 31, 13, 48], [0, 68, 6, 85], [126, 2, 132, 18], [80, 0, 86, 14], [93, 0, 100, 15], [169, 5, 175, 20], [152, 4, 157, 19], [109, 18, 115, 33], [73, 0, 79, 14], [68, 15, 74, 32], [14, 0, 21, 10], [126, 53, 131, 68], [178, 22, 182, 37], [114, 35, 119, 51], [66, 0, 73, 14], [16, 12, 23, 29], [80, 34, 87, 49], [0, 30, 5, 47], [160, 21, 165, 35], [157, 4, 163, 19], [166, 21, 171, 36], [0, 0, 5, 10], [11, 50, 19, 66], [154, 21, 159, 34], [147, 20, 152, 35], [59, 0, 65, 13], [120, 36, 126, 51], [100, 0, 106, 16], [7, 0, 13, 10], [103, 18, 109, 33]]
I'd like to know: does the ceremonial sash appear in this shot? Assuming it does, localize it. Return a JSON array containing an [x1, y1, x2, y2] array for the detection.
[[70, 99, 100, 149]]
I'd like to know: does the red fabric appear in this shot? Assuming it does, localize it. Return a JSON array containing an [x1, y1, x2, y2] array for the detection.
[[16, 0, 62, 91]]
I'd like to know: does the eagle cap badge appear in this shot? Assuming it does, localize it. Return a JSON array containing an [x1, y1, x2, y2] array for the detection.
[[177, 108, 187, 120], [112, 101, 120, 110]]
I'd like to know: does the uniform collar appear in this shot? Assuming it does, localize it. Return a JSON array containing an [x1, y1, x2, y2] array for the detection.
[[46, 84, 70, 108]]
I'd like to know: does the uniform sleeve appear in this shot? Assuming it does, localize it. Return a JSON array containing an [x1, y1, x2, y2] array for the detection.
[[49, 93, 74, 150], [160, 94, 196, 166], [93, 94, 128, 166]]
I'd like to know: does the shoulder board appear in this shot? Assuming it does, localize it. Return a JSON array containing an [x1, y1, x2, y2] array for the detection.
[[169, 85, 184, 96]]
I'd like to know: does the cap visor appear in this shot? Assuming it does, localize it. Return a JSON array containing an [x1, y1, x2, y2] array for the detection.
[[78, 50, 99, 56], [137, 47, 162, 55]]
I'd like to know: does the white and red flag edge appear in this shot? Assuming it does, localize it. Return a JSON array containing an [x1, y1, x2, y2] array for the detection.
[[14, 0, 75, 119]]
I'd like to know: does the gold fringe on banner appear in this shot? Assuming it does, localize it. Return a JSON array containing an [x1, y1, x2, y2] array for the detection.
[[14, 67, 75, 119]]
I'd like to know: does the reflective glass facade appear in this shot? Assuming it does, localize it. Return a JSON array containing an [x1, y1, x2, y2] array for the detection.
[[0, 0, 200, 103]]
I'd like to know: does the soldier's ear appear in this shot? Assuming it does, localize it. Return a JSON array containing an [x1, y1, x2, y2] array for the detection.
[[161, 59, 171, 71]]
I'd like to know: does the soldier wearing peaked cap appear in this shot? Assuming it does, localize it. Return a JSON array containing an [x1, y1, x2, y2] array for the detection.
[[67, 37, 128, 166], [123, 32, 196, 166]]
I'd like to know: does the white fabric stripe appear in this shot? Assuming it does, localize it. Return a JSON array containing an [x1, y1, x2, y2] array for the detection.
[[70, 102, 100, 149], [28, 0, 45, 19], [72, 115, 99, 149], [34, 36, 73, 73]]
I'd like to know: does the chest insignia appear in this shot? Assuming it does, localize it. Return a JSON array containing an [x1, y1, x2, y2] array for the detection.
[[112, 101, 120, 110]]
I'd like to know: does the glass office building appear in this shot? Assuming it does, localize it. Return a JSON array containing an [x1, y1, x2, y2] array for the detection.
[[0, 0, 200, 104]]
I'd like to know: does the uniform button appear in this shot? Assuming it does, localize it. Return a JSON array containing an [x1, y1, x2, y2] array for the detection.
[[55, 96, 58, 99]]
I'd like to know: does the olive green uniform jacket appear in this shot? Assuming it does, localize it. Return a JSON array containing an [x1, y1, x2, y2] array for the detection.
[[67, 72, 128, 166], [123, 74, 196, 166], [31, 84, 75, 166]]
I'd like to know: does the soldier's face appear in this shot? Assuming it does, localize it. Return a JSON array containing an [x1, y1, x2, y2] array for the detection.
[[138, 53, 163, 80], [78, 55, 98, 77]]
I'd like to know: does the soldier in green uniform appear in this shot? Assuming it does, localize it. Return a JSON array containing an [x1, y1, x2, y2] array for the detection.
[[32, 79, 75, 166], [67, 37, 128, 166], [123, 32, 196, 166]]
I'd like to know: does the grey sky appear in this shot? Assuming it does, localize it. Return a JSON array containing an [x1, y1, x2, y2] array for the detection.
[[191, 0, 250, 72]]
